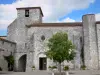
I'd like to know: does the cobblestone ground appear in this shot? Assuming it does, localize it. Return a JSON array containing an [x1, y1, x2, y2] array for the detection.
[[0, 70, 100, 75]]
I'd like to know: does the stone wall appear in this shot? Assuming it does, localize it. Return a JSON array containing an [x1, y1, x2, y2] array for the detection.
[[7, 19, 18, 42], [82, 14, 99, 69], [17, 8, 42, 25], [0, 39, 16, 71], [26, 26, 83, 70], [96, 24, 100, 69]]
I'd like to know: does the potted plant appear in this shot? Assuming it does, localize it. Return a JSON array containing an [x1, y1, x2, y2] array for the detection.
[[48, 66, 52, 70], [63, 66, 69, 75], [64, 66, 69, 71], [52, 66, 57, 71], [81, 65, 86, 70], [32, 66, 35, 70]]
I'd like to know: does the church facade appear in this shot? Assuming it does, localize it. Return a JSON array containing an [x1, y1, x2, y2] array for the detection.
[[0, 7, 100, 71]]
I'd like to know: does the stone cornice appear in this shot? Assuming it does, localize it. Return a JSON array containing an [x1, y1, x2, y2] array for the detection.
[[26, 22, 82, 28]]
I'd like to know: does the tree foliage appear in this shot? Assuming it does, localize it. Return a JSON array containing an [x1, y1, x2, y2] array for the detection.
[[46, 32, 75, 63], [4, 55, 14, 65], [4, 54, 14, 71]]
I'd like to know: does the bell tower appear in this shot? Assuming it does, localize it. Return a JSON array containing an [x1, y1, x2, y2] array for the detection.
[[16, 7, 43, 25]]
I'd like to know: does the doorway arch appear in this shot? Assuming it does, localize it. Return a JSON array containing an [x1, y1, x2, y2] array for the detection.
[[18, 54, 27, 72]]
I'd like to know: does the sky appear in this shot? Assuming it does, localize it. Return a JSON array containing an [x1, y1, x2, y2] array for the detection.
[[0, 0, 100, 36]]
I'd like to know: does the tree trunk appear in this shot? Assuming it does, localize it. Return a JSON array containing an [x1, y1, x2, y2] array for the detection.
[[58, 62, 61, 75], [66, 71, 69, 75]]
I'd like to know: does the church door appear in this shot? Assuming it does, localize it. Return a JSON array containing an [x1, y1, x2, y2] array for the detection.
[[39, 57, 47, 70]]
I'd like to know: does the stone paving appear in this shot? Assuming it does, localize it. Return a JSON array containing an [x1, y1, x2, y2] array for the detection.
[[0, 70, 100, 75]]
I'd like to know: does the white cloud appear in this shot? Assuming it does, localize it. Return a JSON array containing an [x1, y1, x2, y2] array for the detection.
[[0, 19, 13, 29], [0, 0, 95, 30], [57, 17, 75, 22], [95, 13, 100, 21]]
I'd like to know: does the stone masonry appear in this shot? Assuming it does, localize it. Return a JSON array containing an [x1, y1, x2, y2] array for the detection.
[[0, 37, 16, 71]]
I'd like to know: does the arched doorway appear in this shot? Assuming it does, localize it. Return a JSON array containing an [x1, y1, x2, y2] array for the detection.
[[18, 54, 27, 72]]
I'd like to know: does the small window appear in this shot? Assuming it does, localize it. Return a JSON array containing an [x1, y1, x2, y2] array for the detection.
[[25, 10, 29, 17]]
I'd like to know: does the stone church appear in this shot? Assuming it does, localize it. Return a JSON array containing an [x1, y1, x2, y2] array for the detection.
[[0, 7, 100, 72]]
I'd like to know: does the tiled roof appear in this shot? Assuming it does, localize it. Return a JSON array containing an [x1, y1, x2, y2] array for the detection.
[[0, 38, 16, 44], [0, 36, 7, 39]]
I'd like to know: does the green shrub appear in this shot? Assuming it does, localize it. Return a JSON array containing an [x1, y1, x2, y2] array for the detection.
[[48, 66, 52, 68], [63, 66, 69, 71], [4, 55, 14, 71], [32, 66, 35, 68], [81, 65, 86, 70], [52, 66, 57, 69], [4, 55, 14, 65]]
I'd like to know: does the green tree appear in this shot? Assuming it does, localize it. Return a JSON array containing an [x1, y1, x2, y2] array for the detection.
[[4, 54, 14, 71], [46, 32, 75, 74]]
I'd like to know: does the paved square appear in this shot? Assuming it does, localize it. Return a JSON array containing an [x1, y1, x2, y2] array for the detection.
[[0, 70, 100, 75]]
